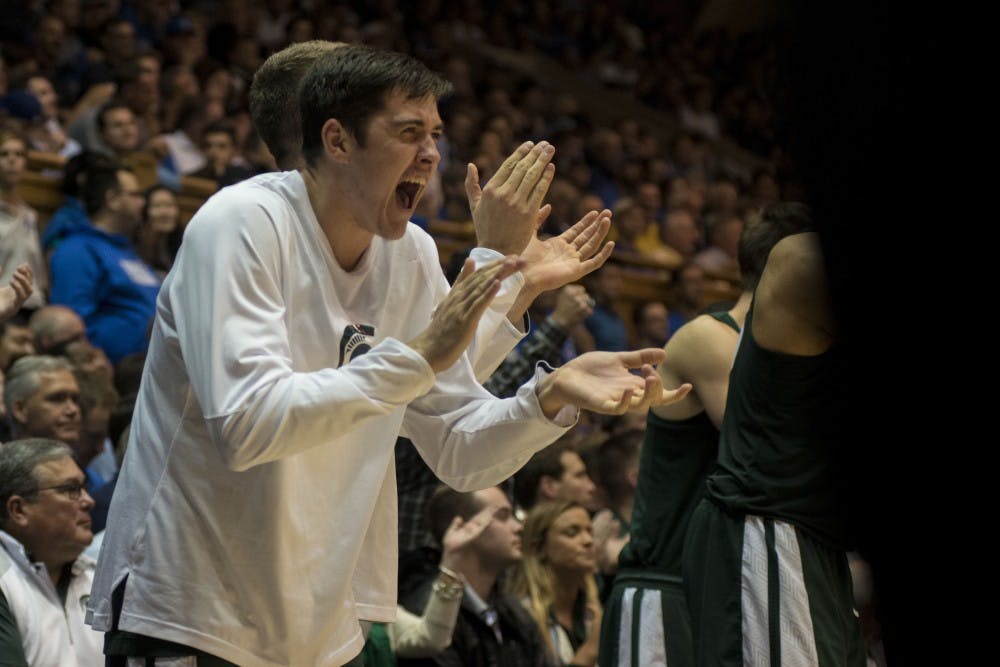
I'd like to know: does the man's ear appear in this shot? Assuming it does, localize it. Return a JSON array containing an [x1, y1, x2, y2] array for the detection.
[[104, 186, 120, 212], [5, 495, 29, 528], [321, 118, 353, 163], [539, 474, 560, 501], [10, 399, 28, 426]]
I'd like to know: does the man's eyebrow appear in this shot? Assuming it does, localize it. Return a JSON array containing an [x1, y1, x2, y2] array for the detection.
[[45, 474, 86, 486], [390, 118, 445, 132]]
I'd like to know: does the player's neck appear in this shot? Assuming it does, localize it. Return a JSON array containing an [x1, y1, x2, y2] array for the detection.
[[301, 166, 374, 272], [729, 291, 753, 328]]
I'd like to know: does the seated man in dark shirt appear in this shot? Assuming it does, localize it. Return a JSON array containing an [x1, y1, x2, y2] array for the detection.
[[399, 485, 549, 667]]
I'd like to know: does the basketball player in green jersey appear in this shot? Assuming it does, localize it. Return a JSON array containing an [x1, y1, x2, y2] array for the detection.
[[599, 206, 811, 666], [683, 202, 865, 666]]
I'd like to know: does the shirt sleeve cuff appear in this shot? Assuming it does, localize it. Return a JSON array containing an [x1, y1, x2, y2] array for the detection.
[[470, 246, 526, 309], [525, 361, 579, 427]]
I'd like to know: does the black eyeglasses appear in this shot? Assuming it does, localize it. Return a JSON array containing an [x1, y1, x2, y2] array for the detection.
[[35, 480, 87, 501]]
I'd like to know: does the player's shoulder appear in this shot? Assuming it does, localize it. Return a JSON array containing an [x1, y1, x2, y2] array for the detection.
[[669, 313, 737, 350], [186, 172, 299, 239]]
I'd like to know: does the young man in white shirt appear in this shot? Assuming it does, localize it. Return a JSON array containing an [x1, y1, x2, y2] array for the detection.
[[88, 45, 689, 666]]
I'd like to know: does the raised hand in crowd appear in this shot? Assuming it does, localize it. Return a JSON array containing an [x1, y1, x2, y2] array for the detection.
[[0, 263, 33, 321], [550, 284, 594, 330]]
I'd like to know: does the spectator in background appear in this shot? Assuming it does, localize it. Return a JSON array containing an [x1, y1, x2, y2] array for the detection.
[[749, 168, 781, 211], [588, 429, 644, 572], [94, 101, 140, 161], [666, 178, 706, 221], [667, 262, 707, 337], [68, 57, 159, 155], [0, 438, 103, 667], [49, 164, 160, 365], [3, 355, 80, 445], [0, 128, 47, 308], [507, 500, 602, 667], [17, 13, 88, 106], [40, 150, 116, 257], [705, 177, 741, 216], [191, 120, 254, 187], [0, 312, 35, 373], [73, 372, 119, 492], [79, 18, 138, 93], [159, 64, 200, 134], [608, 197, 681, 269], [541, 178, 582, 235], [63, 340, 113, 383], [361, 503, 497, 664], [513, 439, 598, 515], [678, 81, 721, 142], [149, 95, 224, 185], [660, 206, 701, 261], [632, 300, 670, 350], [161, 15, 206, 69], [134, 184, 181, 276], [580, 262, 628, 352], [400, 486, 549, 667], [635, 181, 665, 223], [24, 74, 82, 159], [694, 212, 743, 277], [28, 304, 86, 356]]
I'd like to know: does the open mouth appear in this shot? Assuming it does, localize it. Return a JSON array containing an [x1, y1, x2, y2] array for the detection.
[[395, 178, 424, 210]]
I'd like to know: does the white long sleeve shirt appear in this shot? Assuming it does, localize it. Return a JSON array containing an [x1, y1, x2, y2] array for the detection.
[[0, 533, 103, 667], [86, 171, 574, 666]]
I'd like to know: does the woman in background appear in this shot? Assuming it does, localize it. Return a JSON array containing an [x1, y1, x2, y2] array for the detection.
[[135, 185, 182, 276], [508, 500, 603, 666]]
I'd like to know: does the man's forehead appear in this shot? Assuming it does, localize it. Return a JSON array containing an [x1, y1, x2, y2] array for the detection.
[[379, 91, 443, 125], [38, 368, 78, 387], [475, 486, 510, 509], [35, 456, 82, 481], [117, 170, 139, 188], [2, 324, 31, 336], [560, 450, 583, 468]]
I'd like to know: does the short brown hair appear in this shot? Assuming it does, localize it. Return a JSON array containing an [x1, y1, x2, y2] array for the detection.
[[425, 484, 487, 545], [249, 40, 345, 170], [299, 45, 452, 167], [512, 439, 576, 512]]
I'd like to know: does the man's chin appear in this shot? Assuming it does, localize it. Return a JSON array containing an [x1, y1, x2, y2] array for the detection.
[[57, 431, 81, 445], [380, 218, 410, 240]]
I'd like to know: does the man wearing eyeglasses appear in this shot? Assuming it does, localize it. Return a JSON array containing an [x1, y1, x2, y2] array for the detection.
[[0, 437, 104, 666], [49, 163, 161, 366]]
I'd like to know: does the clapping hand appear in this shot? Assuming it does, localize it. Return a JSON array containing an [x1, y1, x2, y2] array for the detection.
[[465, 141, 556, 256], [409, 256, 525, 373], [537, 348, 693, 418]]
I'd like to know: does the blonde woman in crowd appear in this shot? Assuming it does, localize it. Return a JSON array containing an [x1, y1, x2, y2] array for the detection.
[[508, 500, 603, 666]]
